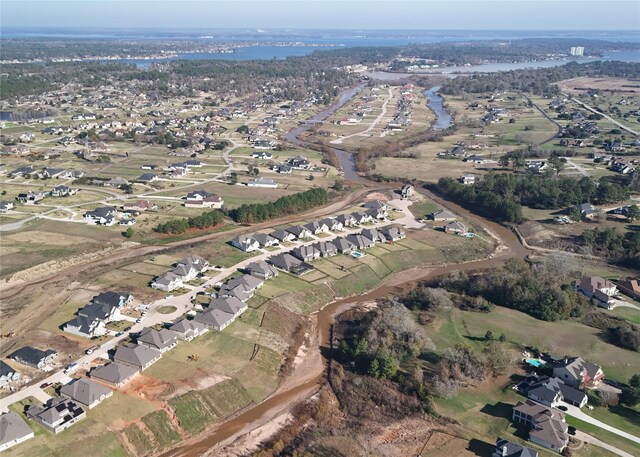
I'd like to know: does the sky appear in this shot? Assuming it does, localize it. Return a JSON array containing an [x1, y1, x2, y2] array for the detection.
[[2, 0, 639, 31]]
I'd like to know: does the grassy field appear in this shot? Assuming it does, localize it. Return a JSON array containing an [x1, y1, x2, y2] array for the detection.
[[168, 379, 253, 434]]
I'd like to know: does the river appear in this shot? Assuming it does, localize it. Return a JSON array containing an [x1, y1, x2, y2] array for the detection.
[[425, 86, 452, 130]]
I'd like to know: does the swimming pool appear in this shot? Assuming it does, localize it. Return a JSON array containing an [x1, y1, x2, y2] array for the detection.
[[525, 358, 546, 368], [351, 251, 365, 258]]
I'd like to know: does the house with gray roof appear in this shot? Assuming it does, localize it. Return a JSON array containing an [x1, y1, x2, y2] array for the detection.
[[286, 225, 312, 239], [113, 345, 162, 371], [0, 361, 20, 387], [60, 378, 113, 409], [382, 226, 406, 241], [431, 209, 457, 222], [169, 318, 209, 341], [521, 374, 588, 408], [193, 308, 235, 331], [364, 200, 387, 211], [253, 233, 279, 248], [335, 214, 357, 227], [291, 244, 321, 262], [444, 221, 468, 235], [178, 255, 210, 273], [351, 212, 374, 225], [268, 253, 312, 275], [320, 218, 343, 231], [0, 412, 34, 451], [331, 237, 356, 254], [9, 347, 56, 370], [63, 300, 121, 338], [401, 183, 415, 199], [361, 228, 386, 243], [136, 328, 178, 353], [552, 356, 604, 389], [346, 233, 375, 250], [366, 207, 388, 220], [92, 291, 133, 309], [512, 400, 569, 453], [231, 234, 260, 252], [209, 296, 248, 317], [304, 220, 329, 235], [245, 260, 279, 280], [89, 362, 139, 387], [219, 275, 263, 298], [26, 397, 86, 434], [152, 271, 184, 292], [270, 229, 296, 243], [492, 438, 538, 457], [311, 241, 338, 258]]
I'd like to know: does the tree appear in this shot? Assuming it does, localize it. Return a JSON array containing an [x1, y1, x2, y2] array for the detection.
[[629, 374, 640, 388], [483, 341, 512, 377], [229, 172, 238, 185], [236, 125, 249, 134], [333, 178, 344, 191], [498, 333, 507, 342], [123, 227, 135, 238], [380, 354, 398, 379], [368, 358, 380, 378], [619, 387, 640, 407], [597, 389, 619, 407], [627, 205, 640, 222], [485, 330, 494, 341], [498, 155, 510, 169]]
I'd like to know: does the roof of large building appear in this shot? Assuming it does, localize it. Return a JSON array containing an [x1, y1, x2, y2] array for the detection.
[[8, 346, 56, 367]]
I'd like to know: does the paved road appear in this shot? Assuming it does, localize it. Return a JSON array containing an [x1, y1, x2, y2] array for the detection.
[[612, 298, 640, 311], [562, 158, 591, 177], [570, 97, 640, 137], [0, 202, 414, 413], [574, 430, 636, 457], [565, 404, 640, 445], [330, 87, 393, 144]]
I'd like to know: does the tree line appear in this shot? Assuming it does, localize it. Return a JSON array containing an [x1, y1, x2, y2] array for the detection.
[[228, 187, 328, 224], [154, 209, 223, 234]]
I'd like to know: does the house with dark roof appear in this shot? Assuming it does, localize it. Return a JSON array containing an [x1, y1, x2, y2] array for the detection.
[[253, 233, 279, 248], [232, 234, 260, 252], [320, 218, 343, 232], [552, 357, 604, 389], [169, 319, 209, 341], [286, 225, 312, 240], [291, 244, 321, 262], [492, 438, 538, 457], [382, 226, 406, 241], [26, 397, 86, 434], [92, 291, 133, 309], [331, 237, 356, 254], [270, 229, 296, 243], [444, 221, 468, 235], [304, 220, 330, 235], [184, 190, 223, 208], [575, 277, 618, 309], [219, 274, 263, 301], [575, 202, 598, 220], [268, 253, 312, 275], [0, 361, 20, 387], [59, 378, 113, 409], [311, 241, 338, 258], [346, 233, 375, 250], [89, 362, 139, 387], [520, 374, 588, 408], [63, 301, 120, 338], [616, 278, 640, 300], [113, 345, 162, 371], [0, 201, 14, 213], [512, 400, 569, 453], [50, 185, 78, 197], [245, 260, 279, 280], [335, 214, 357, 227], [0, 412, 34, 451], [361, 228, 386, 244], [431, 209, 457, 222], [209, 296, 248, 318], [15, 191, 45, 205], [8, 347, 56, 370], [136, 173, 158, 184], [193, 308, 235, 331], [364, 200, 387, 211], [351, 212, 374, 225], [136, 328, 178, 353]]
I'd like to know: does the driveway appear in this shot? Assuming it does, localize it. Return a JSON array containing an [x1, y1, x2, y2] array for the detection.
[[611, 299, 640, 311], [564, 404, 640, 445], [573, 430, 636, 457]]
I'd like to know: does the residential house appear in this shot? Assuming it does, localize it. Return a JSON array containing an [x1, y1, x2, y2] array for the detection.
[[272, 163, 292, 174], [253, 233, 279, 248], [151, 271, 183, 292], [346, 233, 375, 250], [520, 374, 588, 408], [304, 220, 330, 235], [268, 253, 309, 275], [0, 412, 34, 451], [168, 319, 209, 342], [245, 260, 279, 280], [232, 234, 261, 252], [123, 200, 156, 212], [512, 399, 569, 453], [113, 345, 162, 371], [552, 357, 604, 389], [136, 328, 178, 353], [335, 214, 357, 227], [89, 362, 139, 387], [459, 175, 477, 185], [63, 301, 121, 339], [366, 207, 388, 220], [26, 397, 86, 434], [575, 277, 618, 309], [311, 241, 338, 258], [50, 185, 78, 197], [331, 237, 356, 254], [287, 225, 312, 240], [83, 206, 117, 225], [246, 177, 278, 188], [352, 212, 374, 225], [361, 228, 386, 243], [291, 245, 321, 262], [92, 291, 133, 309], [15, 191, 45, 205], [492, 438, 538, 457], [270, 229, 296, 243], [401, 183, 415, 199], [59, 378, 113, 409], [219, 275, 263, 301], [526, 160, 550, 174], [0, 201, 14, 213], [287, 156, 310, 169], [382, 226, 406, 241], [575, 202, 598, 220], [209, 296, 248, 318], [466, 155, 486, 164], [184, 191, 223, 209], [0, 361, 20, 387], [252, 151, 273, 159], [320, 218, 343, 232], [10, 166, 35, 177], [178, 254, 210, 274], [364, 200, 388, 212], [104, 177, 129, 188], [444, 221, 468, 235], [431, 209, 457, 222], [136, 173, 158, 184], [9, 347, 56, 370], [193, 308, 235, 331], [616, 278, 640, 300]]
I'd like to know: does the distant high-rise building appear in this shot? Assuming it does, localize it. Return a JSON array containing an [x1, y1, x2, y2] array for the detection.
[[570, 46, 585, 56]]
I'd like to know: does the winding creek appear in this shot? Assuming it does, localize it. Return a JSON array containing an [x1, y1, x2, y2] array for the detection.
[[161, 81, 530, 456]]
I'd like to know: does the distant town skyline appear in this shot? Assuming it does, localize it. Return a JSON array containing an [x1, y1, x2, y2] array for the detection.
[[2, 1, 639, 31]]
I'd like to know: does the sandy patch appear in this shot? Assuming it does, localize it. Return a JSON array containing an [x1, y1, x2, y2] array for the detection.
[[213, 412, 293, 457]]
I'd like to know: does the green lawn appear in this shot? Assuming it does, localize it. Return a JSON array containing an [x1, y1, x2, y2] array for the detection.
[[566, 415, 640, 457], [140, 410, 182, 448]]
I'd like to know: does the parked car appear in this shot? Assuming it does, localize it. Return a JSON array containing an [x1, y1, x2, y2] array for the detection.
[[115, 331, 124, 337], [123, 326, 132, 332], [136, 318, 143, 323], [568, 426, 576, 436], [557, 405, 568, 412], [40, 382, 51, 389]]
